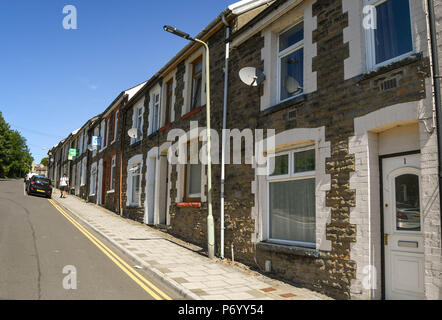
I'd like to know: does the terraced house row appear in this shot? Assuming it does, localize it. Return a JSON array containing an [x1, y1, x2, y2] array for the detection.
[[47, 0, 442, 299]]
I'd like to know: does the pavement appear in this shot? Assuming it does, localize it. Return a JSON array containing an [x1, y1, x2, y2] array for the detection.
[[0, 179, 181, 300], [52, 187, 332, 300]]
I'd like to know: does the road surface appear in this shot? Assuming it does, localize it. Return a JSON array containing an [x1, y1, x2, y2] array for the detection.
[[0, 179, 182, 300]]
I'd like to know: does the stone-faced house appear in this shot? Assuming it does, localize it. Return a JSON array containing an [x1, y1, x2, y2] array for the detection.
[[47, 0, 442, 300], [219, 0, 441, 300]]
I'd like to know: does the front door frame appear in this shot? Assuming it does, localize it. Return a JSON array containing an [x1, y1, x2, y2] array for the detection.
[[378, 150, 421, 300]]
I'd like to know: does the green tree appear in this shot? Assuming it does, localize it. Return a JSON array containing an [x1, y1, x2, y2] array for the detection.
[[40, 157, 48, 167], [0, 111, 34, 178]]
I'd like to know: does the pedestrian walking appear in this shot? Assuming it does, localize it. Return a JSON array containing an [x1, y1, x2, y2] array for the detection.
[[59, 173, 69, 198]]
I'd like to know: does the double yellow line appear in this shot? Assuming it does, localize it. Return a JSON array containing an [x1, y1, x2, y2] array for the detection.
[[48, 199, 171, 300]]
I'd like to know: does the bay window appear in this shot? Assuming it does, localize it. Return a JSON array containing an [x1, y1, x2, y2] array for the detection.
[[268, 148, 315, 247], [278, 22, 304, 102]]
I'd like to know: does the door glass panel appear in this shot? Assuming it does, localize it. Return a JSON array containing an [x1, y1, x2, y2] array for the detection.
[[395, 174, 420, 231]]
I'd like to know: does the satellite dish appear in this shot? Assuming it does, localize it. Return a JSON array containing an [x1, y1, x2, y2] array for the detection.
[[87, 144, 94, 152], [128, 128, 139, 139], [285, 76, 303, 95], [239, 67, 266, 87]]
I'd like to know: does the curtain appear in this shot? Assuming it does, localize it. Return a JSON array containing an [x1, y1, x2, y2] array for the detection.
[[269, 178, 315, 243]]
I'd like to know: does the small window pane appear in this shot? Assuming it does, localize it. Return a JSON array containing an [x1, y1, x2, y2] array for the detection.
[[279, 23, 304, 52], [280, 48, 304, 101], [187, 164, 201, 196], [269, 178, 316, 243], [294, 149, 315, 173], [270, 154, 289, 176], [375, 0, 413, 64], [395, 174, 420, 231], [192, 77, 202, 109]]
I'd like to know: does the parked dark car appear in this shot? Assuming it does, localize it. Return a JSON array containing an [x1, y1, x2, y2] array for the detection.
[[26, 175, 53, 198]]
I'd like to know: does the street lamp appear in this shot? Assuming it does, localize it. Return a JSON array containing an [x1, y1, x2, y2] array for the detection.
[[163, 25, 215, 259]]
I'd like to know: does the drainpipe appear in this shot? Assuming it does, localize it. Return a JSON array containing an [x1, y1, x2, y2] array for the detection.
[[427, 0, 442, 239], [220, 14, 230, 259]]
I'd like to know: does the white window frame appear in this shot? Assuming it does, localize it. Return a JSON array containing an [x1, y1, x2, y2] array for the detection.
[[79, 132, 84, 154], [80, 157, 87, 186], [109, 155, 116, 192], [129, 163, 142, 206], [149, 88, 161, 135], [83, 133, 88, 154], [90, 162, 97, 196], [99, 120, 106, 151], [112, 111, 118, 143], [185, 163, 202, 200], [93, 127, 99, 156], [267, 146, 316, 248], [277, 22, 304, 104], [364, 0, 415, 70], [131, 100, 144, 144]]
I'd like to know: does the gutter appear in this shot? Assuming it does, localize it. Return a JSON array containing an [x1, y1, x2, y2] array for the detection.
[[427, 0, 442, 240]]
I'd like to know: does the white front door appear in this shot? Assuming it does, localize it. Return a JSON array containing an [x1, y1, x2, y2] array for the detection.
[[382, 154, 425, 300]]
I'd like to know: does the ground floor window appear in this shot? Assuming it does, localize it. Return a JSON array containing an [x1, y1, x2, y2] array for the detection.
[[185, 163, 202, 201], [268, 148, 316, 247], [129, 163, 141, 206], [90, 163, 97, 195], [110, 155, 116, 191], [81, 158, 87, 186]]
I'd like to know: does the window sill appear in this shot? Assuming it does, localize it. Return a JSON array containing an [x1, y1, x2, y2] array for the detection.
[[127, 204, 141, 208], [159, 123, 172, 133], [129, 140, 142, 148], [182, 106, 202, 120], [107, 190, 115, 194], [256, 241, 320, 258], [357, 52, 423, 82], [177, 202, 202, 208], [262, 94, 306, 116]]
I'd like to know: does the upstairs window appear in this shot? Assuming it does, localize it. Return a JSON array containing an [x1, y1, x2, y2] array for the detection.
[[190, 57, 203, 110], [132, 103, 143, 143], [278, 22, 304, 102], [113, 111, 118, 142], [164, 79, 173, 126], [366, 0, 413, 68], [153, 92, 160, 133]]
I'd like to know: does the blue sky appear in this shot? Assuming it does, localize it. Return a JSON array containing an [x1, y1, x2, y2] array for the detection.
[[0, 0, 233, 164]]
